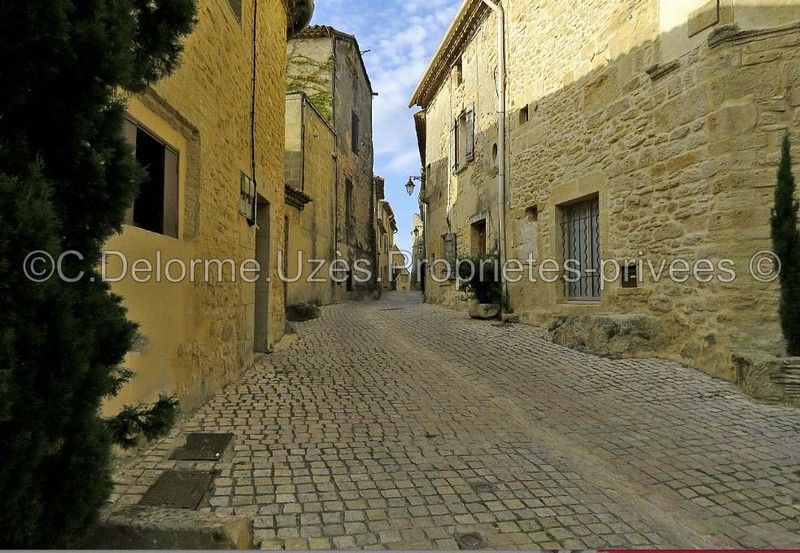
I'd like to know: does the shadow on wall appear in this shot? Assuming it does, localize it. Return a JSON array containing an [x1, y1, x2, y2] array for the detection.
[[419, 2, 800, 381]]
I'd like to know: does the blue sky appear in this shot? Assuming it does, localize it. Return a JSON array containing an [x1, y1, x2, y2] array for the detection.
[[310, 0, 461, 254]]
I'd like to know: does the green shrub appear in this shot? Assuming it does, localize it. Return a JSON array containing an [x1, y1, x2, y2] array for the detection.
[[457, 256, 502, 304], [0, 1, 195, 546], [771, 134, 800, 356], [287, 302, 321, 322]]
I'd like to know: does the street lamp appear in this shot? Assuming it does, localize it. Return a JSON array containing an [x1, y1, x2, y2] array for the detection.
[[406, 175, 422, 196]]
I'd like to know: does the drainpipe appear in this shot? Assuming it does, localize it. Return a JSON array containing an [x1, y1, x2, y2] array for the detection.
[[481, 0, 508, 311]]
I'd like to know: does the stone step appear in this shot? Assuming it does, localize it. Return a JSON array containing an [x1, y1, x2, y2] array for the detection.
[[84, 505, 253, 549]]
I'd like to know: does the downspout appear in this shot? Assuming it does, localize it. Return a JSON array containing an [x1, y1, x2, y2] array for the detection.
[[248, 0, 259, 226], [481, 0, 508, 311]]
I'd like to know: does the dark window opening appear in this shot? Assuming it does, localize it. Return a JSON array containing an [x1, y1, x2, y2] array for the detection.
[[127, 123, 179, 238], [622, 263, 639, 288], [345, 178, 354, 229], [519, 105, 530, 125], [453, 57, 463, 85], [351, 111, 360, 154]]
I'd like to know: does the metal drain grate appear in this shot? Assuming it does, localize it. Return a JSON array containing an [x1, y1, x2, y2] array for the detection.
[[170, 432, 233, 461], [139, 469, 217, 510], [455, 532, 484, 550], [469, 480, 497, 494]]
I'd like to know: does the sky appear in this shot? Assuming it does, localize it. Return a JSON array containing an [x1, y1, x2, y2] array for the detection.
[[310, 0, 461, 255]]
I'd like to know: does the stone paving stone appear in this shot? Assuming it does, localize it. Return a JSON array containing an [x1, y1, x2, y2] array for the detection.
[[111, 292, 800, 549]]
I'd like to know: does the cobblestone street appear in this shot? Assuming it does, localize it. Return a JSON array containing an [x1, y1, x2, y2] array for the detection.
[[113, 292, 800, 550]]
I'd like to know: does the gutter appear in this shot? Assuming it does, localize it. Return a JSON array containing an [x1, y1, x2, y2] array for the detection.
[[481, 0, 508, 311]]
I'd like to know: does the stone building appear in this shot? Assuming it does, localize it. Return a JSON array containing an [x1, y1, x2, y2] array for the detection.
[[376, 181, 399, 291], [104, 0, 313, 413], [410, 213, 426, 291], [283, 91, 337, 307], [411, 0, 800, 390], [287, 25, 378, 298]]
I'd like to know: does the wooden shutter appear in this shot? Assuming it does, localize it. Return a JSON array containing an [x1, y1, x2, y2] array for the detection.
[[450, 120, 458, 174], [465, 106, 475, 162], [123, 119, 137, 225], [443, 233, 457, 280], [163, 148, 179, 238]]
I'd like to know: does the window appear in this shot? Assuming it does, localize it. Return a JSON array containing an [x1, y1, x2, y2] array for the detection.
[[519, 105, 530, 125], [622, 263, 639, 288], [123, 118, 179, 238], [227, 0, 242, 23], [239, 173, 255, 221], [453, 56, 463, 86], [345, 178, 354, 229], [442, 233, 457, 280], [451, 105, 475, 174], [351, 111, 360, 154], [560, 196, 600, 301]]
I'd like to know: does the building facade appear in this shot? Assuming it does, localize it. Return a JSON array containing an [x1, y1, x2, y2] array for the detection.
[[375, 179, 399, 291], [284, 92, 337, 307], [287, 25, 378, 299], [104, 0, 313, 414], [410, 213, 425, 291], [411, 0, 800, 385]]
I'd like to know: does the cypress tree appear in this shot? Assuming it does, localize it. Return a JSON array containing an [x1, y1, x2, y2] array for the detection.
[[0, 1, 195, 546], [771, 134, 800, 356]]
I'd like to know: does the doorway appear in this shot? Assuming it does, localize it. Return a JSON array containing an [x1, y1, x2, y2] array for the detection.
[[471, 219, 487, 256], [254, 199, 270, 353]]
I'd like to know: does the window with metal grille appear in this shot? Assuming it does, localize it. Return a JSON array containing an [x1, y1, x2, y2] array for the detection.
[[560, 196, 601, 301]]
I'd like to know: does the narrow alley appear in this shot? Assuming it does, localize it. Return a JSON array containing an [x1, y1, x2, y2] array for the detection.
[[112, 293, 800, 550]]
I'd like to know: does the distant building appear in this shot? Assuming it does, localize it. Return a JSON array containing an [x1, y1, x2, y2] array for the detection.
[[284, 92, 337, 307], [410, 213, 425, 291], [287, 25, 377, 299], [375, 178, 399, 291]]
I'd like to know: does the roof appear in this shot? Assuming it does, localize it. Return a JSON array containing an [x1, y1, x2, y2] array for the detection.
[[409, 0, 489, 109], [292, 25, 374, 93]]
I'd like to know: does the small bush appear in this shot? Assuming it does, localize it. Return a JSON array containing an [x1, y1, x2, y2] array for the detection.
[[107, 396, 180, 450], [286, 303, 321, 322], [457, 256, 502, 304]]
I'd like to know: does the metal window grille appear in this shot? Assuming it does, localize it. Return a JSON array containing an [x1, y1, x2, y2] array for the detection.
[[561, 196, 601, 300]]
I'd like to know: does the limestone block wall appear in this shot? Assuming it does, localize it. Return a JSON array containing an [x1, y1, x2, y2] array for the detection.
[[105, 0, 290, 413], [285, 93, 337, 306], [420, 0, 800, 380]]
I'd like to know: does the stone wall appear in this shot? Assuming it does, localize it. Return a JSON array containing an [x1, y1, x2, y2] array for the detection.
[[284, 93, 337, 307], [418, 0, 800, 381], [105, 0, 291, 413]]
